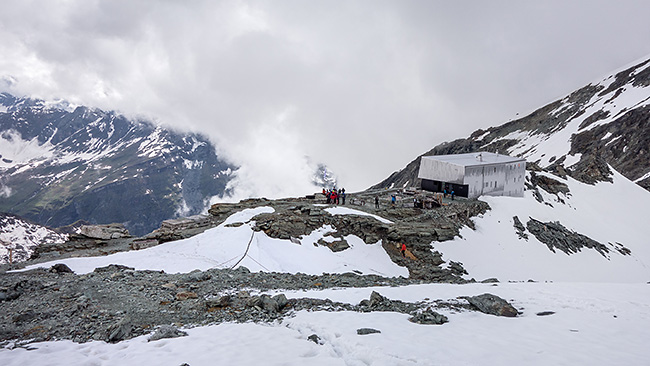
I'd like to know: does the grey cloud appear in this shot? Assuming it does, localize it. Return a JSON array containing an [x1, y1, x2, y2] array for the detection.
[[1, 0, 649, 195]]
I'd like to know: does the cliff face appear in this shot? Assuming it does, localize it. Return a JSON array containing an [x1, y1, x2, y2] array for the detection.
[[372, 58, 650, 192]]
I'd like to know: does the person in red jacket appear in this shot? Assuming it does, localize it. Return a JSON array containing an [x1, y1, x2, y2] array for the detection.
[[331, 190, 338, 205], [400, 243, 406, 257]]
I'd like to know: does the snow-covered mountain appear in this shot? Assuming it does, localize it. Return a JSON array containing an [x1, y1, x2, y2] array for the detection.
[[364, 57, 650, 283], [373, 57, 650, 192], [311, 163, 338, 190], [0, 213, 66, 264], [0, 93, 236, 235]]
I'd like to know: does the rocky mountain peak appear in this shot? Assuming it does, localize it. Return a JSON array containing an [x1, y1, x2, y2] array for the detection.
[[372, 57, 650, 192]]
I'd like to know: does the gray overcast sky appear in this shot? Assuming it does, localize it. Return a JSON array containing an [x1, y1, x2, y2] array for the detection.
[[2, 0, 650, 197]]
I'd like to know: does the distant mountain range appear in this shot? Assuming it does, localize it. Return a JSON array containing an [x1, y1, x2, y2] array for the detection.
[[0, 93, 235, 236], [373, 58, 650, 192]]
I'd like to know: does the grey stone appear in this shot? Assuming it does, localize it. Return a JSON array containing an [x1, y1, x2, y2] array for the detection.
[[148, 325, 188, 342], [513, 216, 528, 240], [307, 334, 322, 344], [79, 224, 130, 240], [186, 270, 211, 282], [465, 293, 518, 317], [409, 309, 449, 325], [480, 278, 500, 283], [357, 328, 381, 335], [206, 295, 232, 308], [50, 263, 74, 273], [536, 311, 555, 316], [272, 294, 288, 310], [106, 317, 134, 343], [259, 294, 279, 314]]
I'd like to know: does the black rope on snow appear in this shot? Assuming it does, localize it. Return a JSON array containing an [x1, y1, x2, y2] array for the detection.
[[230, 231, 255, 270]]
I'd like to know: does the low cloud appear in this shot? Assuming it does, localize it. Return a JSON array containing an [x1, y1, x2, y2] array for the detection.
[[1, 1, 650, 195]]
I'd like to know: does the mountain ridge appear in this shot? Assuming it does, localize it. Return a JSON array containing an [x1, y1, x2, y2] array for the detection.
[[371, 58, 650, 192], [0, 93, 236, 235]]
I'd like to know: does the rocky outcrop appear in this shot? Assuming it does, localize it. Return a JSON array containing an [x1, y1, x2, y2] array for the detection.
[[246, 196, 488, 282], [409, 309, 449, 325], [526, 218, 612, 257], [371, 58, 650, 194], [528, 172, 570, 196], [78, 224, 130, 240]]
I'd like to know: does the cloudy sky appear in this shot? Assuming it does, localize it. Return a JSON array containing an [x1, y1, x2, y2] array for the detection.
[[1, 0, 649, 197]]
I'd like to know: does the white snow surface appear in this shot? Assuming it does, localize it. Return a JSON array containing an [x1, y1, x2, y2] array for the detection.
[[324, 206, 394, 224], [0, 216, 67, 264], [1, 282, 648, 365], [17, 206, 407, 277], [0, 130, 54, 169], [435, 168, 650, 283]]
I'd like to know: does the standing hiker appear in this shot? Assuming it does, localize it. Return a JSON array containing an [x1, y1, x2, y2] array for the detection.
[[331, 189, 338, 205], [400, 243, 406, 257], [341, 189, 346, 205], [375, 196, 379, 209]]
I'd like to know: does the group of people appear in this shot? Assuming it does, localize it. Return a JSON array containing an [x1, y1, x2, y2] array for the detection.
[[323, 188, 346, 205], [443, 187, 455, 200]]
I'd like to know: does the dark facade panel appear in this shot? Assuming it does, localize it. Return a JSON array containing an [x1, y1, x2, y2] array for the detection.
[[421, 179, 469, 198]]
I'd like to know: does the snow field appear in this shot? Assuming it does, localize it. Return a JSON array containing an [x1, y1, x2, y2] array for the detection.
[[2, 282, 649, 366], [17, 206, 408, 277], [435, 169, 650, 283]]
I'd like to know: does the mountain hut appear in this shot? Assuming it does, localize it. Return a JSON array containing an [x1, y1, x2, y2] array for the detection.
[[417, 152, 526, 199]]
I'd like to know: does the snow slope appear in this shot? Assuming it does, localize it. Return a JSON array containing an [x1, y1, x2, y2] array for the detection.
[[435, 168, 650, 283], [17, 206, 408, 278], [0, 214, 66, 264], [2, 282, 648, 366]]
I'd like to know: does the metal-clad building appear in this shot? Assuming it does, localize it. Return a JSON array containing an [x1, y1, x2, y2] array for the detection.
[[417, 152, 526, 198]]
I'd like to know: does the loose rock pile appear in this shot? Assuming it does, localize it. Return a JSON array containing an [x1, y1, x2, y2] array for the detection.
[[0, 264, 518, 345]]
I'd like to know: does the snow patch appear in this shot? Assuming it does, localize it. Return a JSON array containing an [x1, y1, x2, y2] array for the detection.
[[14, 206, 406, 277], [435, 168, 650, 283], [563, 153, 581, 168], [0, 130, 54, 168], [324, 206, 394, 224]]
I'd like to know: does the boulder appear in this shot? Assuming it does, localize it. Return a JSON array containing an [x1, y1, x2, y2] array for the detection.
[[50, 263, 74, 274], [79, 224, 130, 240], [105, 317, 134, 343], [148, 325, 188, 342], [307, 334, 322, 344], [409, 309, 449, 325], [464, 293, 518, 317], [357, 328, 381, 335]]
